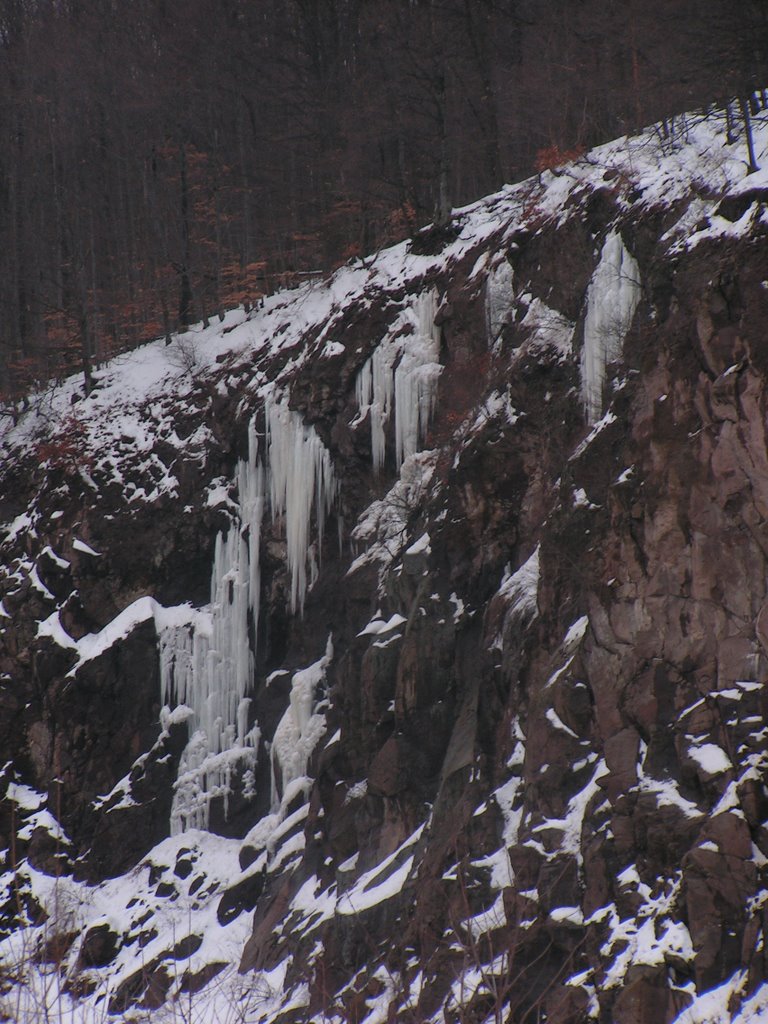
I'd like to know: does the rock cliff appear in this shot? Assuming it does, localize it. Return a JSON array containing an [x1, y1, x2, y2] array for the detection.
[[2, 109, 768, 1023]]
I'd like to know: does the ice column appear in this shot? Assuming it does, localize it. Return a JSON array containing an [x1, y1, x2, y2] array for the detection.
[[265, 393, 337, 614], [485, 259, 515, 348], [580, 231, 641, 423], [238, 416, 266, 622], [160, 425, 264, 833], [160, 400, 338, 831], [355, 288, 442, 472], [394, 290, 442, 466], [355, 345, 395, 473]]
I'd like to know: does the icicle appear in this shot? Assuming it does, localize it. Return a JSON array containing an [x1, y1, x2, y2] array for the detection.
[[159, 618, 211, 715], [580, 231, 641, 423], [237, 697, 251, 744], [354, 288, 442, 473], [238, 418, 266, 620], [355, 358, 372, 410], [265, 393, 337, 614], [160, 416, 266, 834], [370, 344, 396, 472], [161, 395, 338, 831]]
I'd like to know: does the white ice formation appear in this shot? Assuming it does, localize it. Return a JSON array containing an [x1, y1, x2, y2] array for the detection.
[[355, 289, 442, 472], [580, 231, 641, 423], [265, 393, 337, 615], [160, 399, 336, 832], [519, 298, 575, 358], [485, 259, 515, 348], [160, 424, 264, 833], [270, 636, 333, 807]]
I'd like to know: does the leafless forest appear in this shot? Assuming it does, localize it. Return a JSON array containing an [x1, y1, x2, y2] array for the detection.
[[0, 0, 763, 398]]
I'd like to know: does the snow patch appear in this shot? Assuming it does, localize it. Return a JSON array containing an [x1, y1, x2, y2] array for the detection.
[[358, 613, 407, 637], [688, 742, 732, 776], [72, 538, 101, 556], [493, 545, 540, 649]]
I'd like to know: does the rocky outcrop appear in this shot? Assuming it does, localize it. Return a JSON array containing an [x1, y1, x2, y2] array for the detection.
[[2, 112, 768, 1023]]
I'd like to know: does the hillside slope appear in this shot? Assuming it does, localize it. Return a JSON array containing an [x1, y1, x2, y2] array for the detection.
[[2, 109, 768, 1023]]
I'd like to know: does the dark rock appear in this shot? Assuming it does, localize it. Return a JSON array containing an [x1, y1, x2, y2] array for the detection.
[[217, 867, 265, 924], [26, 824, 72, 875], [169, 933, 203, 959], [78, 922, 121, 969], [38, 929, 78, 965], [611, 965, 676, 1024], [715, 189, 768, 222], [109, 959, 171, 1014], [174, 855, 194, 879], [407, 222, 460, 255], [179, 961, 227, 994], [368, 735, 413, 797]]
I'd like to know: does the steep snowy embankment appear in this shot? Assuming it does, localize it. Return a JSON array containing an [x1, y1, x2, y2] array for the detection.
[[2, 106, 768, 1023]]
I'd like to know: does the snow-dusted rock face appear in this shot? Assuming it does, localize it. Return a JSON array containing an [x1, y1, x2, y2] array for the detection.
[[3, 111, 768, 1023]]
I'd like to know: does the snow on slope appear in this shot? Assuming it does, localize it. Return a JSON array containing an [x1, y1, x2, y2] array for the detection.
[[2, 104, 768, 1023], [2, 107, 767, 482]]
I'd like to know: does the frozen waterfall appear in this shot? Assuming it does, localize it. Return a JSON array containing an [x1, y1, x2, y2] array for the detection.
[[580, 231, 641, 423], [355, 289, 442, 472], [159, 399, 338, 832], [265, 393, 337, 615], [160, 427, 265, 833]]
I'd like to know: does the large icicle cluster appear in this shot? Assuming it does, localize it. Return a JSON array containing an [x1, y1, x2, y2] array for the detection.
[[355, 289, 442, 472], [265, 393, 337, 614], [159, 401, 337, 831], [160, 425, 264, 833], [580, 231, 641, 423]]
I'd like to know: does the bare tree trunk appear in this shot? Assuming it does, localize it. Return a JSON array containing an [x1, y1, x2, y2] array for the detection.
[[739, 95, 759, 173], [725, 101, 737, 145], [435, 72, 451, 228], [89, 213, 100, 367], [462, 0, 504, 187], [78, 303, 93, 396], [178, 142, 194, 328]]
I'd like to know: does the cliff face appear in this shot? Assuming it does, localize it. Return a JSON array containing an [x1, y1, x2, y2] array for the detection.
[[2, 112, 768, 1023]]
